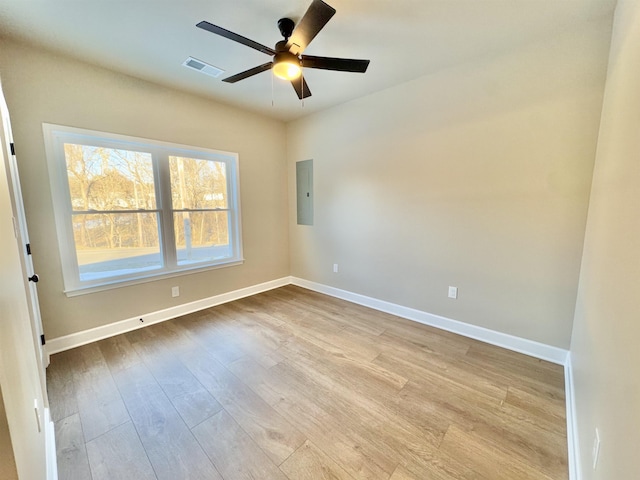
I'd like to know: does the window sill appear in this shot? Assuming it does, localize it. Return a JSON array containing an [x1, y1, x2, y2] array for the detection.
[[63, 259, 245, 297]]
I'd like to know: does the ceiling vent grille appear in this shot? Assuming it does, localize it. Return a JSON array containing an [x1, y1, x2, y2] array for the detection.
[[182, 57, 225, 78]]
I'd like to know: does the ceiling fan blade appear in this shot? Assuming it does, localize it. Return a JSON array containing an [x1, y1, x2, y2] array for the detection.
[[286, 0, 336, 55], [301, 55, 370, 73], [222, 63, 272, 83], [291, 75, 312, 99], [197, 21, 275, 56]]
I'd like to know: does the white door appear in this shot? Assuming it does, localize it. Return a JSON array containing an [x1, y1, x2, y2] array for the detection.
[[0, 82, 54, 479], [0, 86, 48, 373]]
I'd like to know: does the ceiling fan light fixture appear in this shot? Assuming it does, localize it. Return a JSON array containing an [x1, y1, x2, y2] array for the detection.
[[273, 52, 302, 80]]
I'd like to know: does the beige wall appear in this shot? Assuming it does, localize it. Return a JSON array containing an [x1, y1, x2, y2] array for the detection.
[[287, 20, 612, 348], [0, 40, 289, 339], [0, 385, 18, 480], [570, 0, 640, 477]]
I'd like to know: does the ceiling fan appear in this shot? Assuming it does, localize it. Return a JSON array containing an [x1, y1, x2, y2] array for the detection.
[[196, 0, 370, 99]]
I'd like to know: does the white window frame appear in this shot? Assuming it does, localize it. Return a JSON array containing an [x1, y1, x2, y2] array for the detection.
[[43, 123, 243, 296]]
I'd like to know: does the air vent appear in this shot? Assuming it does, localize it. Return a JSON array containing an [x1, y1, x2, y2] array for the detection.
[[182, 57, 224, 78]]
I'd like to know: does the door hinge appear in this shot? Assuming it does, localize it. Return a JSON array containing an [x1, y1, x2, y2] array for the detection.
[[10, 143, 15, 156], [40, 334, 46, 346], [26, 243, 31, 255]]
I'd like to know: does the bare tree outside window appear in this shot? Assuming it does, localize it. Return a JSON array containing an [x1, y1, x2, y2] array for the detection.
[[169, 156, 231, 265], [64, 144, 162, 280]]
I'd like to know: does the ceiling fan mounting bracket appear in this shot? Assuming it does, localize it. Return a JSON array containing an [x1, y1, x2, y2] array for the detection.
[[277, 18, 295, 40]]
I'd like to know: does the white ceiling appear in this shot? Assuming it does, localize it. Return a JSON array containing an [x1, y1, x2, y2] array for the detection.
[[0, 0, 616, 122]]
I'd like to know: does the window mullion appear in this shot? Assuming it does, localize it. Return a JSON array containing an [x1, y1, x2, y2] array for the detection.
[[228, 158, 242, 261], [155, 151, 177, 269]]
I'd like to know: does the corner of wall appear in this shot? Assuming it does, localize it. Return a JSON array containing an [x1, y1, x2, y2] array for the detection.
[[564, 351, 582, 480]]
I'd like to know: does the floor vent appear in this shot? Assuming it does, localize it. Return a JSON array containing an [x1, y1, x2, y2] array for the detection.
[[182, 57, 224, 78]]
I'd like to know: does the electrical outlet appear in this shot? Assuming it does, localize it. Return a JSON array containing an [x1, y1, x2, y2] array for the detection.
[[592, 428, 601, 470], [333, 263, 339, 273], [448, 286, 458, 299], [171, 286, 180, 297]]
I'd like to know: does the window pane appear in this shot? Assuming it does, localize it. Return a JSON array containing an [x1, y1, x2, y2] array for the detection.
[[169, 156, 228, 209], [72, 213, 162, 281], [174, 211, 230, 265], [64, 143, 156, 211]]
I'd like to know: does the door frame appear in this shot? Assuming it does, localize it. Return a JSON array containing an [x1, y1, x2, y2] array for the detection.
[[0, 86, 48, 372]]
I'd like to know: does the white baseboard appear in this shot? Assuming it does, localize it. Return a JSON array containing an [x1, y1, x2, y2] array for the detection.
[[47, 274, 569, 367], [565, 352, 581, 480], [45, 408, 57, 480], [290, 277, 569, 365], [46, 277, 291, 355]]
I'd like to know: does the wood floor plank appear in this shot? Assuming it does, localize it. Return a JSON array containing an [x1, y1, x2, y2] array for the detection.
[[112, 362, 222, 480], [180, 347, 307, 465], [280, 440, 357, 480], [373, 353, 506, 414], [171, 306, 284, 368], [124, 323, 159, 344], [73, 342, 108, 372], [389, 462, 468, 480], [139, 349, 224, 426], [86, 421, 156, 480], [271, 386, 396, 480], [193, 410, 289, 480], [272, 358, 446, 471], [72, 344, 130, 442], [55, 413, 92, 480], [438, 424, 556, 480], [49, 285, 568, 480], [380, 322, 473, 358], [389, 465, 418, 480], [241, 292, 382, 362], [465, 342, 565, 395], [375, 340, 509, 401], [376, 353, 567, 479], [97, 334, 143, 373], [280, 336, 408, 394], [505, 385, 566, 424], [46, 350, 79, 422], [228, 356, 397, 480], [186, 319, 253, 366], [273, 336, 449, 449], [171, 389, 223, 428], [137, 351, 205, 400], [392, 454, 484, 480], [75, 367, 129, 442], [255, 288, 389, 337]]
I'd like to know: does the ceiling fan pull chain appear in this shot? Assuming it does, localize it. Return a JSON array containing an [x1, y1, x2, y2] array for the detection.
[[271, 69, 274, 107]]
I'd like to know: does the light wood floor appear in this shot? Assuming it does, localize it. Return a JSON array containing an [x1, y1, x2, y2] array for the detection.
[[47, 285, 568, 480]]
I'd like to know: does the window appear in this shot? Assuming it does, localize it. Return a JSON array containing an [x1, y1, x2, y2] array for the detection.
[[43, 124, 242, 295]]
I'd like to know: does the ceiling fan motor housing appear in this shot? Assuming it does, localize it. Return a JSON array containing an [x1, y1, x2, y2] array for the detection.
[[274, 51, 299, 63], [274, 39, 300, 67]]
